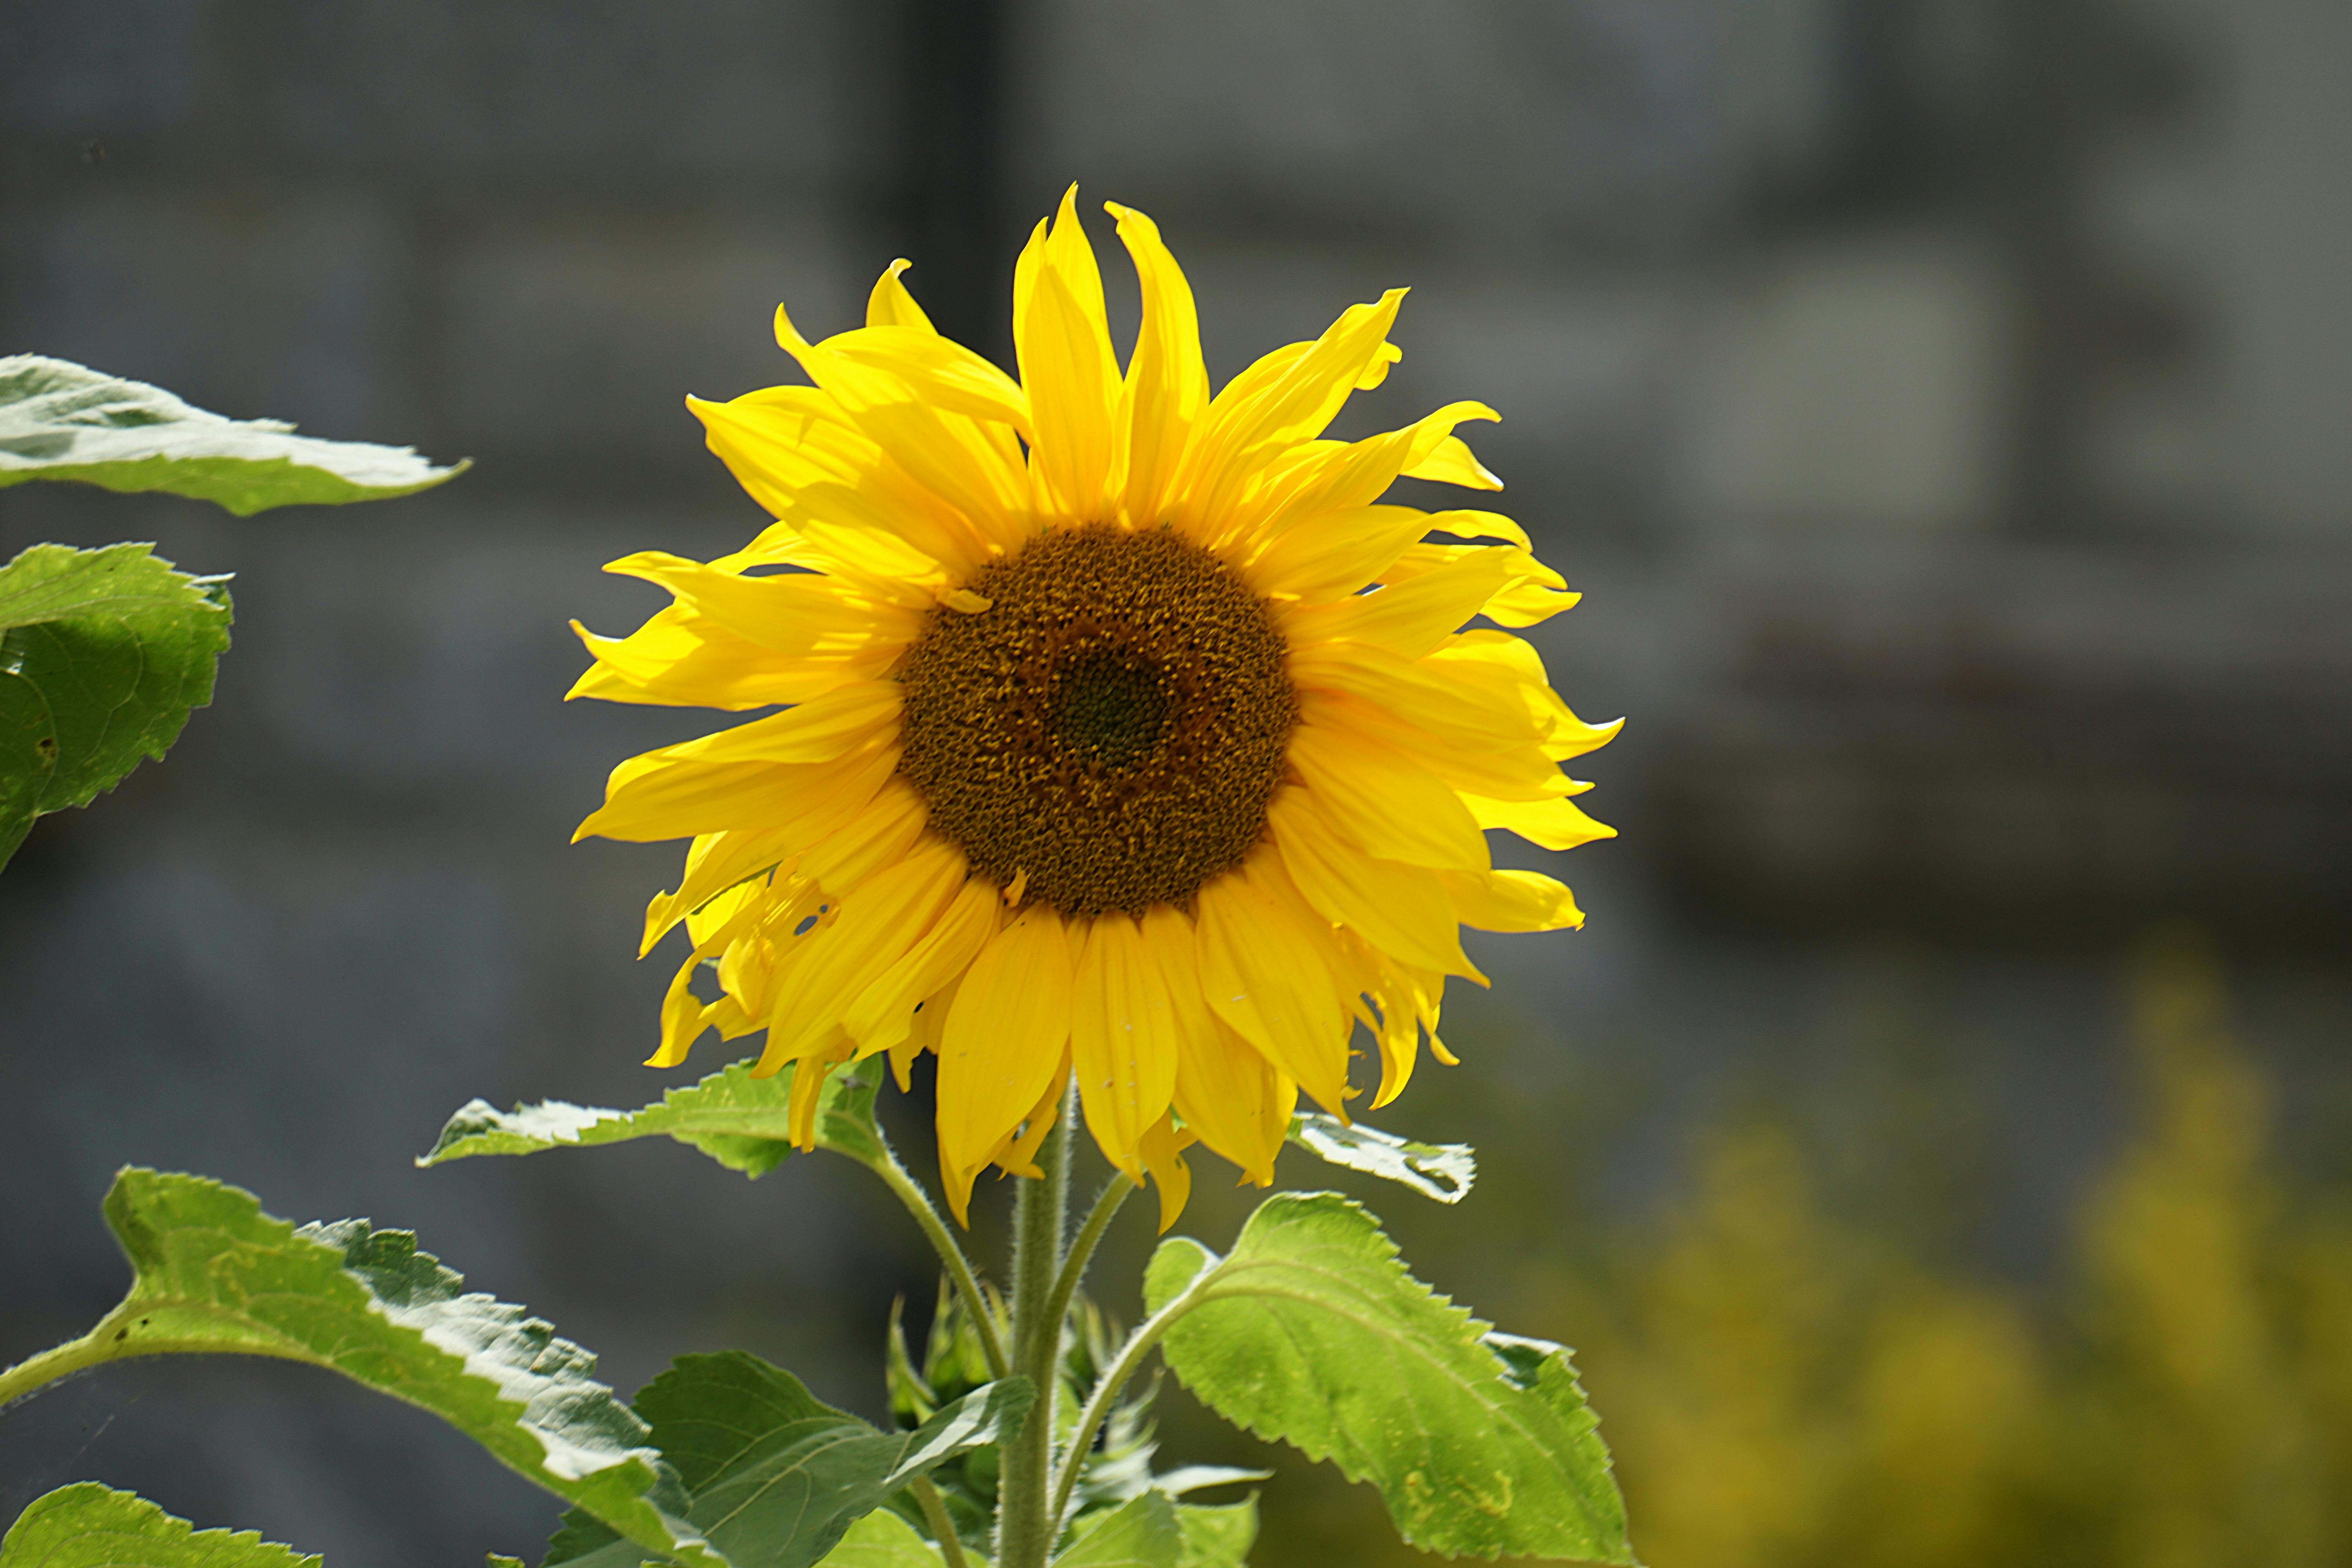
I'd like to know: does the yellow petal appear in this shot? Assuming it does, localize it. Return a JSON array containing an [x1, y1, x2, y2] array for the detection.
[[650, 681, 900, 767], [866, 258, 935, 331], [1021, 261, 1119, 519], [1299, 686, 1572, 803], [1289, 636, 1543, 753], [1438, 867, 1586, 932], [936, 908, 1077, 1211], [604, 551, 925, 661], [826, 324, 1033, 434], [795, 777, 929, 893], [1138, 1114, 1196, 1232], [1011, 215, 1049, 352], [774, 305, 1032, 550], [691, 390, 991, 574], [1194, 293, 1407, 466], [1464, 794, 1617, 851], [1268, 786, 1481, 980], [642, 825, 799, 955], [1423, 633, 1622, 762], [1193, 852, 1352, 1116], [1177, 290, 1409, 530], [1481, 576, 1584, 628], [1069, 914, 1181, 1181], [1234, 402, 1497, 563], [1174, 1025, 1291, 1188], [844, 876, 1002, 1057], [1042, 185, 1113, 344], [647, 893, 766, 1067], [1135, 907, 1282, 1184], [787, 1039, 854, 1148], [896, 968, 963, 1091], [1285, 718, 1488, 870], [1334, 933, 1437, 1109], [1107, 202, 1209, 527], [575, 735, 899, 846], [1421, 508, 1532, 551], [1400, 432, 1503, 490], [1357, 340, 1403, 390], [1243, 505, 1434, 606], [996, 1058, 1071, 1180], [569, 610, 886, 711], [690, 871, 784, 946], [758, 837, 967, 1069], [1281, 544, 1521, 661]]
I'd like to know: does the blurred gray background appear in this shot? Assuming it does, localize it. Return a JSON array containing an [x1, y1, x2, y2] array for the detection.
[[3, 2, 2348, 1564]]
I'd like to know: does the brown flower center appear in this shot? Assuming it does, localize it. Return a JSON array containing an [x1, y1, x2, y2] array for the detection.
[[896, 523, 1296, 917]]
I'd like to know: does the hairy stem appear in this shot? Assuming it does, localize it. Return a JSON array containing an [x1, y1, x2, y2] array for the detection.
[[908, 1474, 972, 1568], [1047, 1254, 1221, 1535], [864, 1147, 1009, 1380], [993, 1084, 1075, 1568], [1042, 1173, 1135, 1359]]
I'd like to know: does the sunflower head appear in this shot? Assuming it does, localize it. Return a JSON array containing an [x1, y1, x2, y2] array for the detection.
[[570, 188, 1619, 1226]]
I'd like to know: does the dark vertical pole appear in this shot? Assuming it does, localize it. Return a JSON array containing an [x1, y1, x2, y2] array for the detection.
[[894, 0, 1014, 368], [882, 0, 1014, 1207], [1994, 0, 2094, 537]]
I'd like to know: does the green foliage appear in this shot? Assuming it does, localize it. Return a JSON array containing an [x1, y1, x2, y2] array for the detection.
[[546, 1352, 1031, 1568], [0, 1485, 318, 1568], [1145, 1192, 1632, 1564], [1170, 1501, 1256, 1568], [1051, 1494, 1256, 1568], [0, 355, 465, 514], [1053, 1493, 1181, 1568], [0, 542, 232, 867], [808, 1512, 944, 1568], [1502, 938, 2352, 1568], [1287, 1112, 1475, 1203], [883, 1279, 1260, 1560], [421, 1060, 885, 1180], [0, 1169, 714, 1568]]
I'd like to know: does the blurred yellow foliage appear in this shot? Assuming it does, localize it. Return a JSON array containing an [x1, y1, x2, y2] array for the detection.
[[1572, 936, 2352, 1568]]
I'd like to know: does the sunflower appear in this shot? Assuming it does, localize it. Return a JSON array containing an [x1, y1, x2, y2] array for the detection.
[[570, 189, 1617, 1226]]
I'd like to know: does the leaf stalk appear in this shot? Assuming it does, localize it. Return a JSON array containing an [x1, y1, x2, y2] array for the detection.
[[857, 1140, 1011, 1381], [1045, 1245, 1223, 1536], [0, 1305, 308, 1412], [1041, 1172, 1135, 1355], [907, 1474, 972, 1568]]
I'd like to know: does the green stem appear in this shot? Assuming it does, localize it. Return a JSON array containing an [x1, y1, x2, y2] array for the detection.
[[862, 1145, 1010, 1381], [0, 1331, 113, 1410], [1041, 1173, 1135, 1359], [0, 1306, 305, 1410], [908, 1474, 972, 1568], [1045, 1256, 1221, 1537], [993, 1084, 1075, 1568]]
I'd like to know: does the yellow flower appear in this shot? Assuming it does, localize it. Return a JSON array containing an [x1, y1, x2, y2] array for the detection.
[[570, 189, 1618, 1225]]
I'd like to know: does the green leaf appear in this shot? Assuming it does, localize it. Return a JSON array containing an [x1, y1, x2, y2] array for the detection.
[[0, 355, 465, 515], [0, 1169, 715, 1568], [808, 1512, 943, 1568], [0, 1484, 318, 1568], [0, 543, 232, 868], [420, 1059, 886, 1180], [548, 1352, 1033, 1568], [1054, 1493, 1181, 1568], [1173, 1501, 1257, 1568], [1287, 1112, 1475, 1203], [1144, 1192, 1632, 1564]]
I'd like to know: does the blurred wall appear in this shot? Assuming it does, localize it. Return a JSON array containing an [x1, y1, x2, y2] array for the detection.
[[3, 2, 2348, 1565]]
